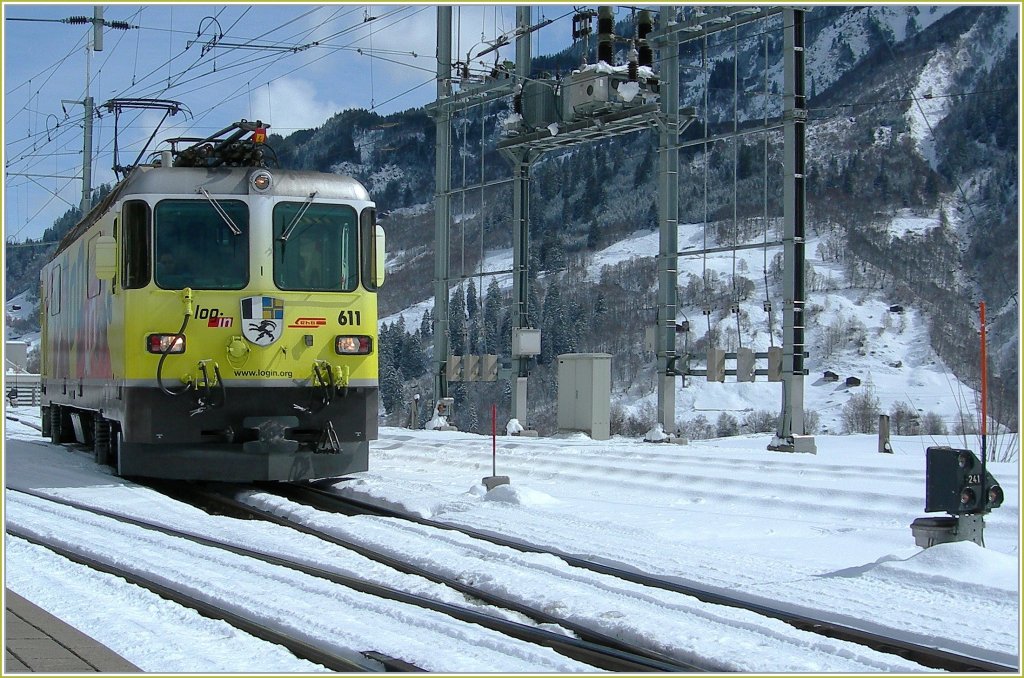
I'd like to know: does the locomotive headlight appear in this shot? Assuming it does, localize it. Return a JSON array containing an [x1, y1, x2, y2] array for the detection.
[[335, 335, 372, 355], [148, 334, 186, 354], [250, 170, 273, 192]]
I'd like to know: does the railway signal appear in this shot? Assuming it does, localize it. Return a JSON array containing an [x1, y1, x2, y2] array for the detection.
[[924, 446, 1003, 515], [912, 446, 1003, 549]]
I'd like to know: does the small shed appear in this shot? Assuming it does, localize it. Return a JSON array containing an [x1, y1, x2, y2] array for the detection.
[[823, 370, 839, 382], [845, 376, 861, 387]]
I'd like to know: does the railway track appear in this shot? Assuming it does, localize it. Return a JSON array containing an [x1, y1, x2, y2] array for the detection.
[[7, 487, 692, 673], [4, 423, 1012, 673], [256, 482, 1016, 674], [6, 489, 416, 672], [5, 413, 42, 432]]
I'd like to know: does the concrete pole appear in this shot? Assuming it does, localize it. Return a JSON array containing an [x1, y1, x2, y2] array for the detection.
[[81, 95, 93, 214], [433, 6, 453, 401], [655, 6, 680, 434], [79, 6, 102, 215]]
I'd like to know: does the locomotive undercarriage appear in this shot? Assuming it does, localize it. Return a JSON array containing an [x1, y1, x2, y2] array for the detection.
[[43, 384, 376, 481]]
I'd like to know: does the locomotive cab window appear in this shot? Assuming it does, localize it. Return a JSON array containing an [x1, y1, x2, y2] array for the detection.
[[360, 207, 378, 292], [155, 199, 249, 290], [273, 202, 358, 292], [122, 200, 151, 289]]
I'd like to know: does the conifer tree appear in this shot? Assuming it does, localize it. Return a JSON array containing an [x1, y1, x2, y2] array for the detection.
[[484, 279, 502, 355], [448, 285, 467, 356], [466, 278, 479, 354]]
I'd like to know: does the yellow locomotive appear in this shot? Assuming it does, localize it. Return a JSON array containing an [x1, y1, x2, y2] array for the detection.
[[40, 121, 385, 481]]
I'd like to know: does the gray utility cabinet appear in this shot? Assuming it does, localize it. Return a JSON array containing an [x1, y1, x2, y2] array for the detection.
[[557, 353, 611, 440]]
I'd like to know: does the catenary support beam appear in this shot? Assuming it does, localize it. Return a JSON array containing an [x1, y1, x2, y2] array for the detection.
[[510, 6, 533, 423], [655, 6, 681, 434], [776, 8, 815, 453]]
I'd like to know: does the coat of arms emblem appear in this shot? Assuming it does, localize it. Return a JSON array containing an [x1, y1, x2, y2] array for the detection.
[[241, 296, 284, 345]]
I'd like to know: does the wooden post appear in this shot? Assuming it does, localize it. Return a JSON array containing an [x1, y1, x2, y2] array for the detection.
[[878, 414, 893, 453]]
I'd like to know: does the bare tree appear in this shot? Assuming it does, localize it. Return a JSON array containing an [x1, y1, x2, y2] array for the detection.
[[842, 387, 881, 433]]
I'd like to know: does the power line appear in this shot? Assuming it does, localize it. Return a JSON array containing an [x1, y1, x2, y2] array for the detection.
[[807, 87, 1018, 119]]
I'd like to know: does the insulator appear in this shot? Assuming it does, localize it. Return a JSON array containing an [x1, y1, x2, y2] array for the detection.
[[108, 20, 132, 30], [637, 10, 653, 40], [598, 7, 614, 36], [513, 93, 522, 115], [639, 45, 654, 69], [636, 10, 654, 68], [628, 53, 638, 82], [572, 13, 592, 41], [597, 6, 614, 64], [65, 16, 90, 24]]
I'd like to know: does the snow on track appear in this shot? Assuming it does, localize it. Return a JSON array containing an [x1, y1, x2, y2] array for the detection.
[[4, 490, 593, 673], [3, 413, 1018, 671]]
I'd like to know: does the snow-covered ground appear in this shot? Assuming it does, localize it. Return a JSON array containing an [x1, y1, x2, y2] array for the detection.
[[3, 408, 1019, 672]]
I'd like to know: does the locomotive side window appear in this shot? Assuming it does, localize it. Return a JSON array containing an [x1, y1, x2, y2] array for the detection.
[[49, 265, 61, 316], [122, 200, 152, 289], [273, 202, 358, 292], [87, 233, 102, 299], [154, 200, 249, 290]]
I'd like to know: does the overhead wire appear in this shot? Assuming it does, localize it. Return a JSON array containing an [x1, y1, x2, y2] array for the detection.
[[11, 3, 431, 183], [6, 3, 801, 245], [84, 6, 349, 155]]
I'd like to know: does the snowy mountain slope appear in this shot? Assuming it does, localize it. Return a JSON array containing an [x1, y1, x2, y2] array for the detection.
[[383, 205, 985, 437], [4, 5, 1016, 437]]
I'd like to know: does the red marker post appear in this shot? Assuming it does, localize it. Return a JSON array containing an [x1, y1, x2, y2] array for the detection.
[[980, 302, 988, 476], [482, 403, 509, 490]]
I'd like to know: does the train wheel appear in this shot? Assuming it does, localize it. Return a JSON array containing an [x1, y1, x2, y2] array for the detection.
[[93, 417, 112, 466], [49, 405, 62, 443], [110, 425, 123, 476]]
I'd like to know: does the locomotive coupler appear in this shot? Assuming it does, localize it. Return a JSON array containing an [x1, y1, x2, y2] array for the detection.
[[317, 421, 342, 454]]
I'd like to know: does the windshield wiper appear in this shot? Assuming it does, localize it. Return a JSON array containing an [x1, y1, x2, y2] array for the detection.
[[279, 191, 318, 242], [198, 187, 242, 235]]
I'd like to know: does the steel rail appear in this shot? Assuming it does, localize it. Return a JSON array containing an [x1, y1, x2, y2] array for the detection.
[[8, 487, 696, 673], [285, 483, 1017, 674], [5, 522, 385, 672], [186, 484, 704, 672]]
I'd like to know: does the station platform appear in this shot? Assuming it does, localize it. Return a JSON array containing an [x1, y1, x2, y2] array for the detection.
[[5, 590, 140, 672]]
